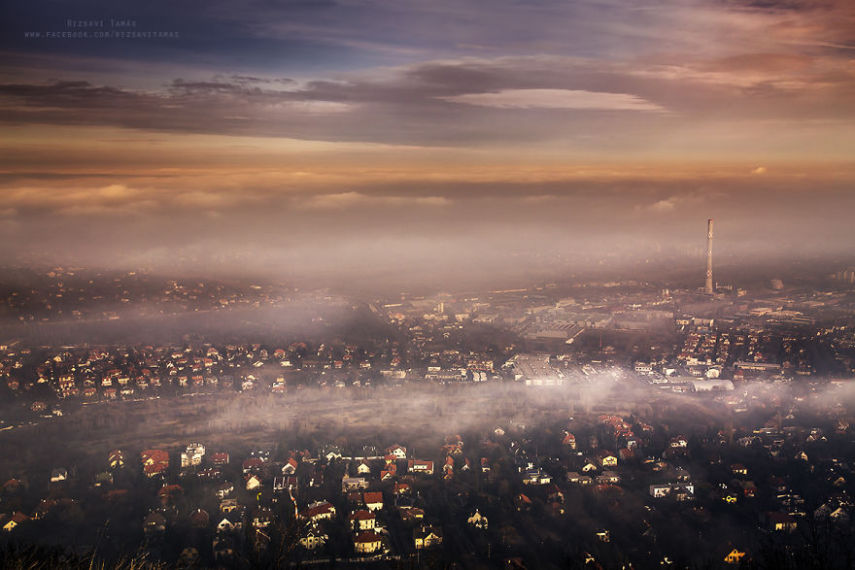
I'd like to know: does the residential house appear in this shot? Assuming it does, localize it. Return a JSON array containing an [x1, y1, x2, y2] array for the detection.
[[342, 476, 369, 493], [141, 449, 169, 478], [514, 493, 532, 511], [324, 447, 343, 462], [108, 449, 125, 469], [299, 522, 328, 550], [189, 508, 209, 529], [467, 509, 488, 530], [282, 457, 299, 476], [597, 471, 621, 485], [408, 460, 435, 475], [211, 452, 230, 466], [480, 458, 491, 472], [143, 511, 166, 535], [50, 468, 68, 483], [252, 507, 274, 529], [217, 512, 244, 533], [353, 530, 383, 554], [242, 457, 265, 474], [245, 474, 263, 491], [597, 451, 618, 468], [649, 482, 695, 500], [669, 436, 689, 449], [180, 443, 206, 468], [562, 432, 577, 449], [349, 509, 376, 531], [364, 491, 383, 511], [215, 481, 234, 499], [414, 524, 443, 549], [3, 512, 28, 532], [401, 507, 425, 522], [158, 484, 183, 506], [765, 511, 797, 533], [567, 472, 593, 486], [302, 500, 336, 522], [522, 468, 551, 485], [724, 548, 746, 565], [386, 444, 407, 459]]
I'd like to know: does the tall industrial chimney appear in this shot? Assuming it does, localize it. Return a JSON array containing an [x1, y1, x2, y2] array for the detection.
[[705, 218, 714, 294]]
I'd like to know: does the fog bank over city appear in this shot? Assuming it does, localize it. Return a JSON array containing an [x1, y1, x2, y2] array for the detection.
[[2, 173, 854, 291]]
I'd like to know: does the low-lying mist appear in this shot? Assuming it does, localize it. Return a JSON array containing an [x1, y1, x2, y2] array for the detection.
[[2, 176, 854, 293], [7, 371, 850, 466]]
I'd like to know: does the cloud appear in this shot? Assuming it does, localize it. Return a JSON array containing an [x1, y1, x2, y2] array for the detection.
[[637, 190, 721, 215], [173, 191, 244, 209], [438, 89, 666, 111], [648, 197, 679, 212], [751, 165, 767, 174], [1, 43, 854, 152], [97, 184, 138, 200], [299, 191, 452, 210]]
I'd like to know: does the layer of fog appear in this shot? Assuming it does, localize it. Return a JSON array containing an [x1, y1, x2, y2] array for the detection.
[[2, 177, 853, 293], [27, 371, 854, 457], [0, 294, 359, 345]]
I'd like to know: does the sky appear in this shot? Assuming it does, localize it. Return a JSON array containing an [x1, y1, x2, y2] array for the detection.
[[1, 0, 854, 288]]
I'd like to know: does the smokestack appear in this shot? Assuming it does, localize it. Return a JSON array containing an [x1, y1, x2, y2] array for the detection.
[[705, 218, 714, 294]]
